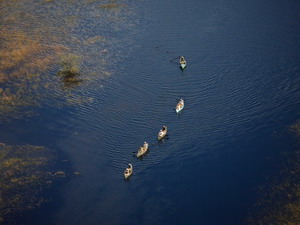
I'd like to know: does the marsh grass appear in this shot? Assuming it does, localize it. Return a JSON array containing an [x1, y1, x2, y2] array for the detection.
[[0, 0, 131, 120], [100, 3, 123, 9], [0, 144, 55, 224], [84, 36, 105, 45], [0, 30, 67, 119], [247, 123, 300, 225], [290, 120, 300, 136]]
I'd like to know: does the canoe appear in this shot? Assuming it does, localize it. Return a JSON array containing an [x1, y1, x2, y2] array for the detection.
[[180, 56, 186, 69], [158, 126, 167, 140], [180, 62, 186, 69], [176, 99, 184, 113], [124, 163, 133, 179], [136, 142, 149, 158]]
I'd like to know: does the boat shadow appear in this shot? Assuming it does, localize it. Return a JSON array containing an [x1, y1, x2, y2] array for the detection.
[[175, 110, 184, 116], [124, 177, 132, 183], [157, 135, 169, 146]]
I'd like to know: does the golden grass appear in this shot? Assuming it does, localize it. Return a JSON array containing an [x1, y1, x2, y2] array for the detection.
[[0, 31, 67, 76], [2, 158, 22, 167], [84, 36, 105, 45], [0, 30, 69, 116], [0, 144, 56, 223], [100, 3, 123, 9]]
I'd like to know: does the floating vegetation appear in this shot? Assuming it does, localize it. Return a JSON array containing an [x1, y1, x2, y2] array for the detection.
[[66, 95, 94, 105], [0, 0, 131, 121], [0, 29, 67, 120], [0, 30, 65, 77], [100, 3, 123, 9], [290, 120, 300, 136], [247, 123, 300, 225], [0, 1, 138, 224], [0, 143, 68, 224], [84, 36, 106, 45], [0, 0, 137, 120]]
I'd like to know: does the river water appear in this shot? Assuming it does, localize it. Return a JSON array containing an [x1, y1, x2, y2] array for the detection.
[[2, 0, 300, 224]]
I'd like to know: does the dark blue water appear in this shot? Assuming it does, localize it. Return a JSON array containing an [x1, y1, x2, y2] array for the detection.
[[2, 0, 300, 224]]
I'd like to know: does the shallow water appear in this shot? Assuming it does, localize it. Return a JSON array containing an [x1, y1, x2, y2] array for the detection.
[[1, 0, 300, 224]]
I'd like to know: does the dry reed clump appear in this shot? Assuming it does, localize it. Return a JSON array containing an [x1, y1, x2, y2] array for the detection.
[[57, 53, 83, 87]]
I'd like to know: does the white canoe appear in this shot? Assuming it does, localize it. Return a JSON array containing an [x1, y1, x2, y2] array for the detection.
[[158, 126, 167, 140], [176, 99, 184, 113], [124, 163, 133, 179], [136, 142, 149, 158]]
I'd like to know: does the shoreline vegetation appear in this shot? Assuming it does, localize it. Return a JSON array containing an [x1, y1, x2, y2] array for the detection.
[[247, 121, 300, 225]]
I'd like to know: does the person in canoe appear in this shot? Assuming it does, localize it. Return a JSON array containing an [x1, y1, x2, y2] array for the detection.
[[176, 99, 184, 113], [137, 141, 149, 158], [180, 56, 186, 69], [180, 56, 185, 63], [124, 164, 133, 179], [158, 125, 167, 140], [159, 130, 163, 136]]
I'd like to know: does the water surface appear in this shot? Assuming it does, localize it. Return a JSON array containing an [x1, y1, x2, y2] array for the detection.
[[1, 0, 300, 224]]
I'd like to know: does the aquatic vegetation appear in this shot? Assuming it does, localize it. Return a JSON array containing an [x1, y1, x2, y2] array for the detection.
[[290, 120, 300, 136], [57, 53, 83, 87], [84, 36, 105, 45], [0, 30, 67, 119], [0, 144, 54, 224], [247, 153, 300, 225], [0, 0, 137, 223], [0, 0, 136, 120], [0, 31, 64, 76], [0, 143, 75, 224], [100, 3, 123, 9], [247, 123, 300, 225]]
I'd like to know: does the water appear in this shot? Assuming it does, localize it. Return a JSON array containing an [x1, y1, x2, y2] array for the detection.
[[2, 0, 300, 224]]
